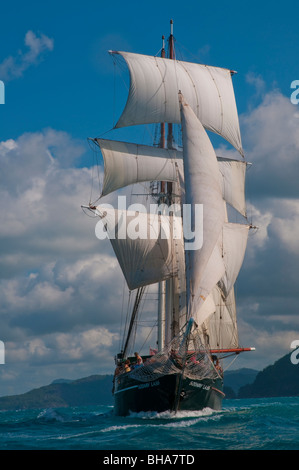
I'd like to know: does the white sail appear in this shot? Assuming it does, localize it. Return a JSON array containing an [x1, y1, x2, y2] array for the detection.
[[95, 206, 184, 291], [217, 157, 248, 217], [111, 51, 243, 156], [80, 26, 255, 418], [197, 221, 248, 347], [179, 93, 226, 324], [219, 222, 250, 297], [203, 286, 239, 350], [194, 292, 217, 328], [96, 138, 182, 197], [192, 244, 225, 326], [192, 220, 249, 326], [96, 138, 247, 217]]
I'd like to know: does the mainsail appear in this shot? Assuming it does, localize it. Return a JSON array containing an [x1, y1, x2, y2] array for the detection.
[[95, 206, 184, 291]]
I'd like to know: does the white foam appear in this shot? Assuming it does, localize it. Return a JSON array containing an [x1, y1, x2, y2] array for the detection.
[[128, 407, 220, 420], [99, 407, 223, 433]]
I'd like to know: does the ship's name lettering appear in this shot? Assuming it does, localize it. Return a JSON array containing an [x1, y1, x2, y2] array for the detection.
[[190, 381, 210, 390], [138, 380, 160, 390]]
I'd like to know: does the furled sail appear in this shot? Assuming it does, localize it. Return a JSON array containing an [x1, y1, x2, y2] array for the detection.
[[111, 51, 244, 156], [95, 138, 247, 217], [179, 93, 226, 324], [94, 206, 184, 290]]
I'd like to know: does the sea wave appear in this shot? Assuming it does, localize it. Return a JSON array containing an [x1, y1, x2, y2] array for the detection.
[[0, 398, 298, 450]]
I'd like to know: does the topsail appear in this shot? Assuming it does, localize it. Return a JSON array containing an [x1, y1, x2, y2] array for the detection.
[[110, 51, 244, 156]]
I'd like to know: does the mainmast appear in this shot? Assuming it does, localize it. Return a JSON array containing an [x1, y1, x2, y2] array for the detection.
[[165, 19, 179, 345], [158, 20, 180, 350], [157, 33, 166, 352], [159, 35, 166, 155], [167, 19, 175, 157], [157, 20, 176, 351]]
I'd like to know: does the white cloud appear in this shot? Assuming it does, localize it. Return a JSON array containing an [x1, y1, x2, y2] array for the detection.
[[232, 88, 299, 371], [241, 91, 299, 199], [1, 327, 119, 396], [0, 128, 126, 394], [0, 86, 299, 395], [246, 71, 266, 103], [273, 199, 299, 254], [0, 30, 54, 81]]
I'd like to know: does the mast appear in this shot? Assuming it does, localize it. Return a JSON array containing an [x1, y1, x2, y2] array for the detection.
[[157, 34, 166, 352], [158, 20, 177, 350], [159, 35, 166, 156], [165, 19, 178, 345], [167, 19, 175, 157], [122, 287, 145, 358]]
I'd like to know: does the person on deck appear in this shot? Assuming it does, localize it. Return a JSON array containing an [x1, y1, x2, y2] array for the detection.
[[134, 352, 143, 364], [212, 355, 223, 376], [133, 357, 143, 369]]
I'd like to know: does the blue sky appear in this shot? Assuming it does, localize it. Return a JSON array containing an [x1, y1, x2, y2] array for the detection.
[[1, 0, 298, 140], [0, 0, 299, 396]]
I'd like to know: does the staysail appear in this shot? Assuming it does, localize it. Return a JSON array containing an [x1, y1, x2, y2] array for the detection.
[[179, 93, 226, 324], [219, 222, 250, 297], [202, 286, 239, 350]]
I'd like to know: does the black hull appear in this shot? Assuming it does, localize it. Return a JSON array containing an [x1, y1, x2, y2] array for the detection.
[[113, 373, 224, 417]]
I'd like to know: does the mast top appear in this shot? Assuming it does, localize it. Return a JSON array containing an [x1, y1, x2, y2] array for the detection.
[[170, 19, 173, 36], [168, 20, 175, 60]]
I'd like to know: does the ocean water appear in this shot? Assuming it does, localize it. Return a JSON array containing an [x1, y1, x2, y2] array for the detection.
[[0, 397, 298, 451]]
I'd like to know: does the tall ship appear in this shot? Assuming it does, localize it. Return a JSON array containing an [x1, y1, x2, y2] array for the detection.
[[82, 21, 255, 416]]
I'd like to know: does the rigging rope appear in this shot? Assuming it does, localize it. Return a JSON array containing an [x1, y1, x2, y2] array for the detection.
[[120, 290, 132, 354]]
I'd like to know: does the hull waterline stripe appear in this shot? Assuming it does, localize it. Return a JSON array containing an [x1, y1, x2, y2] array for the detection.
[[114, 385, 139, 395]]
